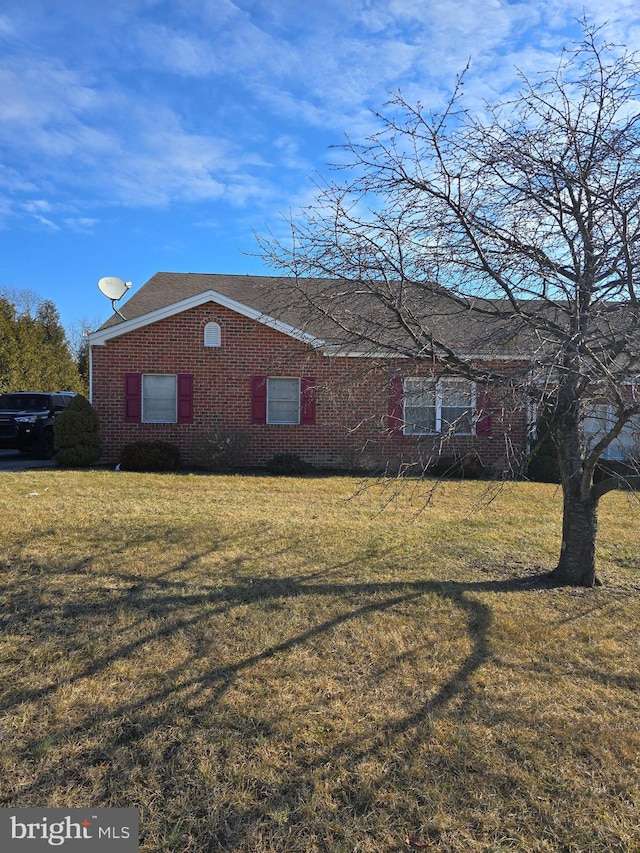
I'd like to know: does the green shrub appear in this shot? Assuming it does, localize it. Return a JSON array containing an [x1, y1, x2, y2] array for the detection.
[[119, 440, 181, 472], [54, 395, 101, 467], [265, 452, 313, 476], [427, 453, 485, 479], [192, 428, 249, 471], [594, 458, 639, 485], [526, 413, 561, 483]]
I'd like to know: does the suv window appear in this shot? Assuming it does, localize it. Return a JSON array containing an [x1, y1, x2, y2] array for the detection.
[[51, 394, 69, 411], [0, 394, 50, 411]]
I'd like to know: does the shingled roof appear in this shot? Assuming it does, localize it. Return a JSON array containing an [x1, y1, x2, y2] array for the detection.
[[94, 271, 531, 359], [99, 272, 292, 327]]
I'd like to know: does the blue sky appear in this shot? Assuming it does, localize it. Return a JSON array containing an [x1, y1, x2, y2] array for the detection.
[[1, 0, 640, 333]]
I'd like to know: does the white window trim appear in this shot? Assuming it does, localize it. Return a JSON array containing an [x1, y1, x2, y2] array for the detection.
[[142, 374, 177, 424], [267, 377, 301, 425], [403, 377, 476, 436]]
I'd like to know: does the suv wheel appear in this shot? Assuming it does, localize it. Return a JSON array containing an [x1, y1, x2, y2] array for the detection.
[[36, 428, 55, 460]]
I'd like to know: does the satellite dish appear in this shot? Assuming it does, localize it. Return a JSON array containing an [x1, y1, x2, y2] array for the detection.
[[97, 276, 132, 319], [98, 276, 131, 300]]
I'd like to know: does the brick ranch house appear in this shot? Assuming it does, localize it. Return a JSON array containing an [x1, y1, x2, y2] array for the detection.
[[88, 271, 636, 473]]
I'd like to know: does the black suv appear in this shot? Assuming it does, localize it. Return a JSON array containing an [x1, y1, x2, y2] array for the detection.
[[0, 392, 76, 458]]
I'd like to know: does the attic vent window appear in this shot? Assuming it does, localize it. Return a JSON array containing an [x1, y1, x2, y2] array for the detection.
[[204, 322, 221, 347]]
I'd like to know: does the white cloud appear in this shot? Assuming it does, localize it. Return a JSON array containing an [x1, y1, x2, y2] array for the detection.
[[32, 214, 60, 231], [63, 217, 99, 232], [134, 25, 218, 76], [22, 200, 52, 213], [1, 0, 640, 233]]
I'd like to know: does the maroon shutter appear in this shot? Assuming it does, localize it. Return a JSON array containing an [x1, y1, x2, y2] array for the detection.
[[124, 373, 141, 422], [388, 377, 404, 435], [476, 389, 493, 438], [251, 375, 267, 424], [177, 374, 194, 424], [300, 376, 316, 425]]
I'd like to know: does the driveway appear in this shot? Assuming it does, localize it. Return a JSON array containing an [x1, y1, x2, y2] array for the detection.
[[0, 450, 58, 471]]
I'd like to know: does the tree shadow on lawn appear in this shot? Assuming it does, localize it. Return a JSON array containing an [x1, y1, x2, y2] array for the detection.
[[0, 549, 581, 849]]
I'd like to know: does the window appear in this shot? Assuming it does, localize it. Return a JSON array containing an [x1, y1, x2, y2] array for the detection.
[[125, 373, 193, 424], [404, 378, 436, 434], [204, 322, 221, 347], [403, 377, 474, 435], [584, 404, 640, 460], [251, 375, 316, 425], [613, 419, 640, 460], [267, 378, 300, 424], [583, 404, 609, 452], [440, 379, 474, 435], [142, 374, 177, 423]]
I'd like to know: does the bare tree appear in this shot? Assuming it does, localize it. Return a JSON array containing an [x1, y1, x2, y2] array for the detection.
[[68, 315, 104, 392], [258, 23, 640, 587], [0, 286, 43, 318]]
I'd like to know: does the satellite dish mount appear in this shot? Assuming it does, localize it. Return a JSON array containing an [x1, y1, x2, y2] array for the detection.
[[97, 277, 131, 320]]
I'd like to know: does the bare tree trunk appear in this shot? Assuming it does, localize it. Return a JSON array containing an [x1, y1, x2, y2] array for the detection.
[[550, 490, 599, 587], [549, 388, 601, 588]]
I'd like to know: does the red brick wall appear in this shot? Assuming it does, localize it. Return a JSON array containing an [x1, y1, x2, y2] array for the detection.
[[91, 303, 529, 474]]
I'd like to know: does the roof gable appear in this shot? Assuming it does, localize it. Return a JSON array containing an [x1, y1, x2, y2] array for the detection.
[[88, 283, 326, 348]]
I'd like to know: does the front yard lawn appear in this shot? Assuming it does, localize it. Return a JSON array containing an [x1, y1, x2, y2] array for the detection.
[[0, 471, 639, 851]]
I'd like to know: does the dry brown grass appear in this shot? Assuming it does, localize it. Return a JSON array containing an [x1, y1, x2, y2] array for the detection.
[[0, 471, 639, 852]]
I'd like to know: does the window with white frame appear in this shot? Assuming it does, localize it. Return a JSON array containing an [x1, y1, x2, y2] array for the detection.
[[267, 377, 300, 424], [142, 374, 177, 423], [404, 377, 474, 435], [584, 403, 640, 460]]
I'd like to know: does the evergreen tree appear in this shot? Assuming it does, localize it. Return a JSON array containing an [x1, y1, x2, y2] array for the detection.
[[0, 290, 84, 393], [34, 300, 84, 391], [0, 298, 20, 393]]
